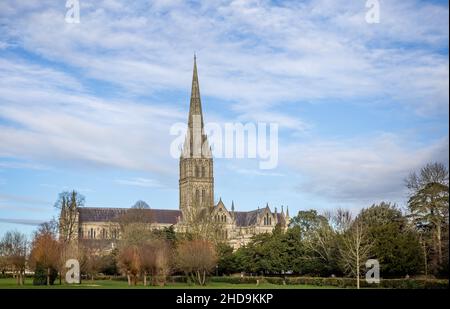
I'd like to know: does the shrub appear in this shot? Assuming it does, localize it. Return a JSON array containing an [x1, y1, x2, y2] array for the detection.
[[33, 263, 58, 285]]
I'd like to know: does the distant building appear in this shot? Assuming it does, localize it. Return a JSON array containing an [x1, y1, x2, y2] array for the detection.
[[62, 57, 290, 250]]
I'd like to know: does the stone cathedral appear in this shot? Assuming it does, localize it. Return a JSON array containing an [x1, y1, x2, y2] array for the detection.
[[63, 57, 290, 250]]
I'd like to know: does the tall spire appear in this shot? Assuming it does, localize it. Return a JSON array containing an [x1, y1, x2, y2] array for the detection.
[[182, 55, 210, 159], [188, 54, 204, 129]]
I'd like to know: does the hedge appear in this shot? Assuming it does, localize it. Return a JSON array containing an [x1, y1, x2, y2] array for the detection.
[[209, 276, 449, 289]]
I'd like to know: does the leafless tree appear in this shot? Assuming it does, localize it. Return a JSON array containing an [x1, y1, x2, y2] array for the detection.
[[338, 219, 372, 289], [117, 244, 140, 286], [140, 239, 171, 286], [405, 162, 449, 194], [0, 231, 28, 285], [55, 191, 85, 243], [29, 223, 61, 285], [181, 205, 223, 242], [176, 239, 217, 285]]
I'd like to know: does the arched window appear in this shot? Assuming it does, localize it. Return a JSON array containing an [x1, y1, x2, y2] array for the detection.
[[263, 217, 267, 225], [202, 166, 205, 177], [195, 165, 199, 177], [202, 189, 205, 205], [195, 189, 200, 204]]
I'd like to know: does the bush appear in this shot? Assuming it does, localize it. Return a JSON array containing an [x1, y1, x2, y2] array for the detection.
[[210, 275, 448, 289], [33, 264, 58, 285]]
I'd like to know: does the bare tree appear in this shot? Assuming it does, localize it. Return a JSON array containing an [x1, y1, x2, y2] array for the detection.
[[405, 162, 449, 194], [181, 205, 223, 242], [117, 244, 140, 286], [79, 242, 103, 281], [55, 190, 85, 243], [176, 239, 217, 285], [29, 223, 61, 285], [0, 231, 27, 285], [338, 219, 372, 289], [140, 240, 171, 286], [303, 219, 336, 265]]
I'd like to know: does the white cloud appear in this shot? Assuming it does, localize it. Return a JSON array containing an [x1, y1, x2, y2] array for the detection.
[[282, 134, 449, 205], [0, 0, 447, 114], [115, 177, 163, 188]]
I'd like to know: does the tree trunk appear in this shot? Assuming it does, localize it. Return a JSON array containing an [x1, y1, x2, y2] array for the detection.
[[436, 224, 442, 265], [47, 268, 50, 286], [143, 272, 147, 286], [127, 273, 131, 286], [356, 238, 359, 289], [196, 270, 201, 286], [423, 241, 428, 276]]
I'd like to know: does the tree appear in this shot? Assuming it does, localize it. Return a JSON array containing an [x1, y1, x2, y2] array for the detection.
[[291, 210, 338, 275], [79, 242, 103, 281], [358, 202, 423, 277], [406, 162, 449, 275], [55, 190, 85, 243], [0, 231, 27, 285], [29, 222, 61, 285], [289, 210, 327, 236], [132, 200, 150, 209], [408, 182, 449, 273], [140, 240, 171, 286], [337, 214, 372, 289], [406, 162, 449, 193], [216, 242, 236, 275], [181, 205, 223, 243], [117, 244, 140, 286], [176, 239, 217, 285]]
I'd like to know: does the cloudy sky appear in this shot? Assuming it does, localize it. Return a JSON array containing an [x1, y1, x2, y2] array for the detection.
[[0, 0, 448, 237]]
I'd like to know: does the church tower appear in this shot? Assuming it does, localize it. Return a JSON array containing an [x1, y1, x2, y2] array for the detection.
[[179, 56, 214, 215]]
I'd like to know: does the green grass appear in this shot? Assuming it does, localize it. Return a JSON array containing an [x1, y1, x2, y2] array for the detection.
[[0, 278, 336, 289]]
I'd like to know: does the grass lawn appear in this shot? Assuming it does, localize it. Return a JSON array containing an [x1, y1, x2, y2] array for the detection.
[[0, 278, 336, 289]]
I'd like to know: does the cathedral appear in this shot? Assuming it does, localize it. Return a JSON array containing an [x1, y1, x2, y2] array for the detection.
[[65, 57, 290, 250]]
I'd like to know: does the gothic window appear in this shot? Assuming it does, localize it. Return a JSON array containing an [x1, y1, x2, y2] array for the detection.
[[195, 189, 200, 204], [264, 214, 271, 226], [202, 166, 205, 177], [102, 228, 106, 239], [202, 189, 205, 205], [195, 165, 199, 177]]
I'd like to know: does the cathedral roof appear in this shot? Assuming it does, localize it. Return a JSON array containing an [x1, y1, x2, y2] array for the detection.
[[233, 209, 263, 226], [78, 207, 181, 224], [234, 209, 286, 227]]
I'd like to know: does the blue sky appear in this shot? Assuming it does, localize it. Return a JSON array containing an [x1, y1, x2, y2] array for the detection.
[[0, 0, 448, 238]]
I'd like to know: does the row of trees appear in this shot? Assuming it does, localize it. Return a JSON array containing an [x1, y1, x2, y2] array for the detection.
[[0, 199, 220, 286], [215, 163, 449, 284]]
